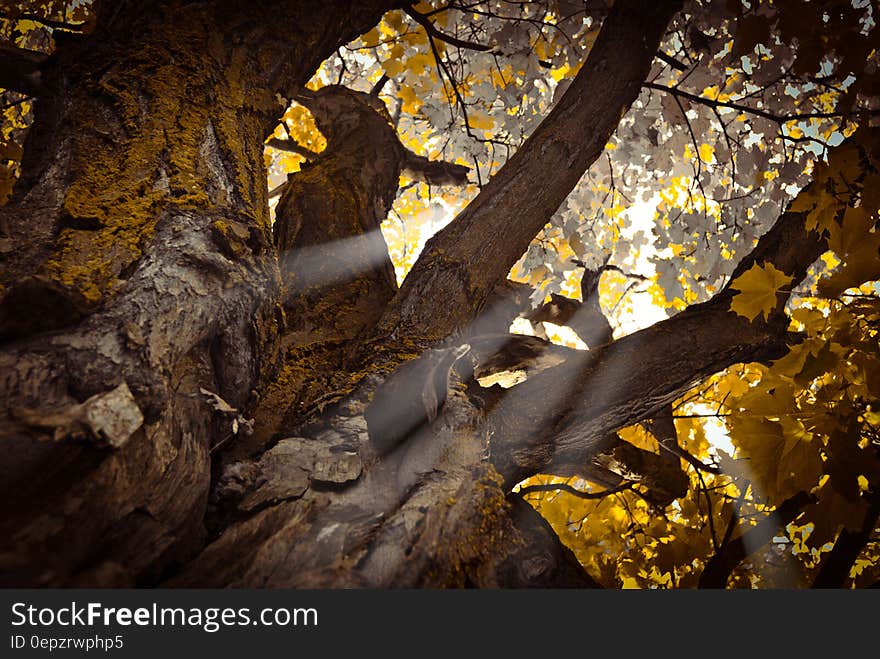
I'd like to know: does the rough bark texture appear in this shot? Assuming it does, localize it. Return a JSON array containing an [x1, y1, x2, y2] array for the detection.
[[161, 0, 686, 588], [1, 0, 856, 589], [487, 207, 827, 486], [0, 0, 403, 587]]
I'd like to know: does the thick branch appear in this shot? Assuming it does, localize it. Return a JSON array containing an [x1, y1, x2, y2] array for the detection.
[[496, 496, 603, 587], [0, 41, 47, 96], [372, 0, 681, 345], [489, 200, 827, 486], [470, 333, 575, 378], [812, 491, 880, 588], [698, 491, 815, 588], [402, 149, 470, 186]]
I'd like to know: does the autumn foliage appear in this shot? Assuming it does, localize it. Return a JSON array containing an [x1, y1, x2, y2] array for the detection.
[[1, 0, 880, 588]]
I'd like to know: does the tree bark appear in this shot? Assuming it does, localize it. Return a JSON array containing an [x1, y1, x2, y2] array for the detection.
[[164, 0, 685, 587], [372, 0, 681, 347], [0, 0, 401, 587], [4, 0, 861, 590]]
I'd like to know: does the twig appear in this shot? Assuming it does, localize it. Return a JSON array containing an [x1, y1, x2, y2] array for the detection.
[[644, 81, 880, 125], [518, 481, 632, 500], [404, 6, 492, 52], [265, 138, 321, 159]]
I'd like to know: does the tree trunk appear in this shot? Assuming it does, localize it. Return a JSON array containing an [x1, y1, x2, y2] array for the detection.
[[0, 0, 401, 587], [2, 0, 854, 588]]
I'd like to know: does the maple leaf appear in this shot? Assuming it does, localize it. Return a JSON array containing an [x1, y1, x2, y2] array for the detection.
[[818, 207, 880, 296], [729, 263, 794, 322]]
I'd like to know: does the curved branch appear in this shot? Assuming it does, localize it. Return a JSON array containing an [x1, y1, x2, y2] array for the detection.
[[518, 481, 631, 500]]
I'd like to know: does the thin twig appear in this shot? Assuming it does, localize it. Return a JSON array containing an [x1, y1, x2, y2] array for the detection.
[[404, 6, 492, 52], [518, 481, 632, 500], [644, 81, 879, 125]]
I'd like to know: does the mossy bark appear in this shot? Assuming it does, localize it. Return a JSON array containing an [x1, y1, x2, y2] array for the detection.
[[1, 0, 831, 588], [0, 0, 403, 586]]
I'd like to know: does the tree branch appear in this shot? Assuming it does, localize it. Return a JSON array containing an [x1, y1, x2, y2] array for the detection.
[[643, 81, 880, 125], [401, 149, 470, 186], [403, 6, 492, 52], [812, 490, 880, 588], [265, 137, 321, 159], [656, 51, 688, 71], [495, 496, 603, 587], [698, 491, 815, 588], [518, 481, 631, 500], [488, 174, 833, 486], [469, 333, 575, 379], [0, 12, 86, 32], [489, 127, 880, 486], [0, 41, 47, 96], [372, 0, 682, 346], [651, 406, 721, 475]]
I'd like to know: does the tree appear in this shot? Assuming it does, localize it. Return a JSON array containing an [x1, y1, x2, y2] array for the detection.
[[1, 0, 879, 588]]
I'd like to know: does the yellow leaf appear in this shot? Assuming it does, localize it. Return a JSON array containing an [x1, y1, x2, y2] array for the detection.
[[827, 206, 874, 258], [405, 53, 433, 74], [698, 143, 714, 163], [382, 58, 404, 77], [729, 263, 794, 322], [382, 44, 405, 77], [397, 85, 422, 113], [361, 27, 381, 48], [468, 110, 494, 131]]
